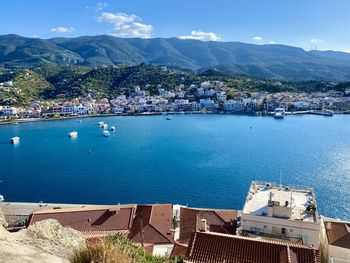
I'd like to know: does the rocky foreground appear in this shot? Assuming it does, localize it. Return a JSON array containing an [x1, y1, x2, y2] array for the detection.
[[0, 212, 86, 263]]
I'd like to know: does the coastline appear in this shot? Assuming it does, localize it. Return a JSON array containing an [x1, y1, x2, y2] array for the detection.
[[0, 110, 344, 126]]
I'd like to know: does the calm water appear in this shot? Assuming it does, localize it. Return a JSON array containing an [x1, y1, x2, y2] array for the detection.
[[0, 114, 349, 220]]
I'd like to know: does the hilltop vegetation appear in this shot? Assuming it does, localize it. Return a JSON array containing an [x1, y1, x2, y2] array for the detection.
[[1, 64, 349, 106], [1, 34, 350, 81]]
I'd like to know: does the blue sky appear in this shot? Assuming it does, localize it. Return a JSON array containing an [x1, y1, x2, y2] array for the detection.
[[1, 0, 349, 52]]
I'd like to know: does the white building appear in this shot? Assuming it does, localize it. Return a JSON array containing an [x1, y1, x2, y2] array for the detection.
[[224, 100, 244, 112], [240, 181, 321, 248], [320, 219, 350, 263], [1, 107, 18, 116], [200, 99, 217, 110]]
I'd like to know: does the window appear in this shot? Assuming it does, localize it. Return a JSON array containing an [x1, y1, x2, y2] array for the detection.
[[281, 228, 286, 235]]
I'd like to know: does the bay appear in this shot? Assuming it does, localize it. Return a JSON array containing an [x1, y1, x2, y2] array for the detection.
[[0, 114, 349, 220]]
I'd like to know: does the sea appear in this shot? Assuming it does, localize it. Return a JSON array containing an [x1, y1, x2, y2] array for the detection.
[[1, 114, 349, 220]]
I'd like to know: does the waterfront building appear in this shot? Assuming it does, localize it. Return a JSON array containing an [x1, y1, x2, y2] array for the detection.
[[224, 100, 244, 112], [0, 107, 18, 116], [320, 219, 350, 263], [240, 181, 321, 248], [200, 99, 217, 110]]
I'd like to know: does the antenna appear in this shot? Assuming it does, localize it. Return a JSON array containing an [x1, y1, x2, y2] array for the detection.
[[279, 170, 283, 187]]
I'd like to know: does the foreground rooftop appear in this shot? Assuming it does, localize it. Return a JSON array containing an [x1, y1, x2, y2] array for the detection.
[[243, 181, 319, 223], [186, 231, 320, 263]]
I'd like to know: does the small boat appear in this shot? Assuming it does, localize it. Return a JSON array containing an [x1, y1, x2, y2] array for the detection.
[[323, 110, 333, 116], [98, 121, 104, 127], [111, 126, 116, 131], [166, 114, 172, 120], [0, 195, 4, 202], [103, 130, 110, 137], [10, 136, 20, 144], [102, 123, 108, 129], [274, 108, 285, 119], [68, 131, 78, 138]]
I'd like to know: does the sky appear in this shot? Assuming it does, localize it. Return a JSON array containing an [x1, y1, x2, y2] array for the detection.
[[1, 0, 349, 52]]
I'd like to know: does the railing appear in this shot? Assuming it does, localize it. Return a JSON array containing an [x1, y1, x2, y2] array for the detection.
[[252, 181, 314, 192]]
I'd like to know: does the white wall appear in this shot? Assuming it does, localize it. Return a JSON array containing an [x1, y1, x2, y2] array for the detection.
[[329, 245, 350, 263], [241, 213, 320, 248], [152, 244, 174, 257]]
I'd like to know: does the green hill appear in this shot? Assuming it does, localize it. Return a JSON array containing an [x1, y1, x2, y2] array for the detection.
[[1, 35, 350, 81]]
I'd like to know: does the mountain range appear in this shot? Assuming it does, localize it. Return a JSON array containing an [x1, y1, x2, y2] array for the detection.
[[1, 34, 350, 81]]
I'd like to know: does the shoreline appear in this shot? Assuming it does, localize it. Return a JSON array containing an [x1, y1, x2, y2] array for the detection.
[[0, 110, 345, 126]]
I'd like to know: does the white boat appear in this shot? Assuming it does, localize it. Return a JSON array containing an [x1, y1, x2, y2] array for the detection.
[[103, 130, 110, 137], [10, 136, 20, 144], [98, 121, 104, 127], [324, 110, 333, 116], [68, 131, 78, 138], [102, 123, 108, 129], [166, 114, 172, 120], [0, 195, 4, 202], [111, 126, 116, 131], [274, 108, 285, 119]]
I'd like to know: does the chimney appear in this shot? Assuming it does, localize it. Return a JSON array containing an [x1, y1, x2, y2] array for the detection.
[[200, 219, 208, 232]]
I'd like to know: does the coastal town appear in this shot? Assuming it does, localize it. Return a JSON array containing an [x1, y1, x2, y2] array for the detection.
[[0, 181, 348, 262], [1, 78, 350, 121]]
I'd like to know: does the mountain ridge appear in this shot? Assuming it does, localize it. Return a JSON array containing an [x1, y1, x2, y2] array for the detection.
[[1, 34, 350, 81]]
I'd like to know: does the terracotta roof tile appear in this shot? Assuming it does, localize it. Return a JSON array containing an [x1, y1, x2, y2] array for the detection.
[[179, 207, 238, 243], [186, 231, 320, 263], [325, 221, 350, 249], [128, 204, 174, 244], [28, 204, 137, 232], [170, 242, 188, 258]]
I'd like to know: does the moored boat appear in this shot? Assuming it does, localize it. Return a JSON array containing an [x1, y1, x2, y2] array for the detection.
[[68, 131, 78, 138], [98, 121, 104, 127], [274, 108, 285, 119], [166, 114, 172, 120], [103, 130, 110, 137], [102, 123, 108, 129], [10, 136, 20, 144], [111, 126, 116, 131]]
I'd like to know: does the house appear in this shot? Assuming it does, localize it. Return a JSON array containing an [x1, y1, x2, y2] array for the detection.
[[224, 100, 244, 112], [28, 205, 137, 239], [240, 181, 321, 248], [185, 231, 321, 263], [179, 207, 238, 243], [0, 107, 18, 116], [320, 219, 350, 263], [28, 203, 175, 257], [128, 204, 175, 257]]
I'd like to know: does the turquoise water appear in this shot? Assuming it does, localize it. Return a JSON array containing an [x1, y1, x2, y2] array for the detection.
[[1, 114, 350, 220]]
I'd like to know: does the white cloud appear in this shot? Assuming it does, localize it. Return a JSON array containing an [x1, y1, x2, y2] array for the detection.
[[269, 41, 276, 44], [311, 38, 325, 43], [97, 12, 153, 38], [252, 36, 263, 41], [178, 30, 221, 41], [50, 26, 75, 33], [95, 2, 108, 12]]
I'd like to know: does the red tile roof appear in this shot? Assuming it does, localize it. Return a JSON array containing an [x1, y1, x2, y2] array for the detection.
[[186, 231, 320, 263], [128, 204, 174, 244], [170, 242, 188, 258], [325, 221, 350, 249], [180, 207, 238, 243], [28, 205, 136, 235]]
